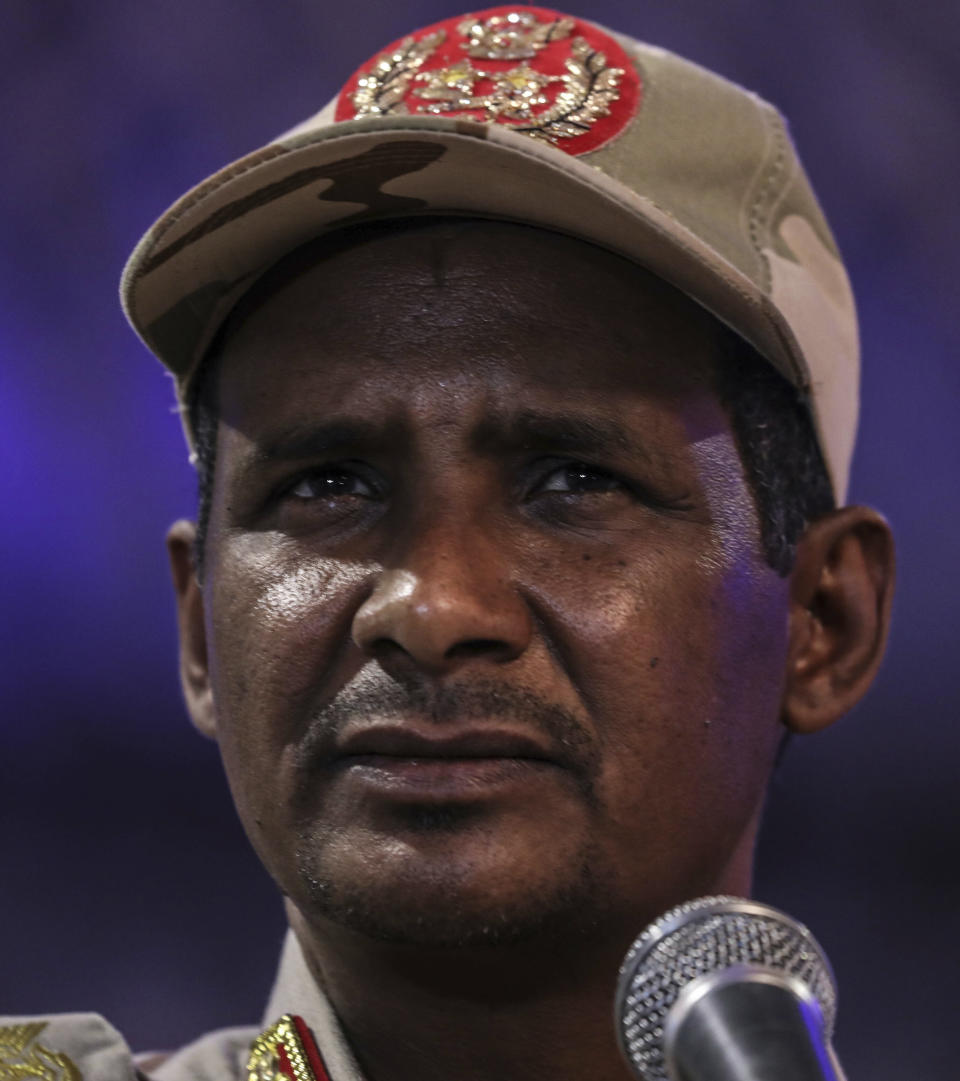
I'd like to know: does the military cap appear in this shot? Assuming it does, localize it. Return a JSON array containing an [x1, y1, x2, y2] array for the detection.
[[121, 5, 858, 501]]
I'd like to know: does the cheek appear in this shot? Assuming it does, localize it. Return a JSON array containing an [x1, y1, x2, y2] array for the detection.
[[204, 536, 375, 787], [535, 536, 786, 715], [568, 544, 788, 891], [537, 526, 789, 791]]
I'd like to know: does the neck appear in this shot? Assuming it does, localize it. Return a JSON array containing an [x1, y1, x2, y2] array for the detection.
[[286, 903, 641, 1081], [280, 832, 757, 1081]]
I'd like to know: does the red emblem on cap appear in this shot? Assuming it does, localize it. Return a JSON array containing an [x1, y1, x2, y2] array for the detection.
[[335, 6, 641, 156]]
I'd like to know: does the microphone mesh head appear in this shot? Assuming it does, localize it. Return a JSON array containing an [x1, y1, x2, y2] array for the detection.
[[615, 896, 837, 1081]]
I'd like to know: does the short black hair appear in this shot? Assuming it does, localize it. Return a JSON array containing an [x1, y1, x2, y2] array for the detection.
[[714, 331, 835, 575], [189, 351, 219, 575]]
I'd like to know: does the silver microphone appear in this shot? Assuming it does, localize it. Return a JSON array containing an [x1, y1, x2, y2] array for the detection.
[[615, 897, 847, 1081]]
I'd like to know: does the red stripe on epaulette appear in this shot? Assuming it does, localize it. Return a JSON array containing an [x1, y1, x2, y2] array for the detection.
[[276, 1041, 298, 1080], [292, 1014, 333, 1081]]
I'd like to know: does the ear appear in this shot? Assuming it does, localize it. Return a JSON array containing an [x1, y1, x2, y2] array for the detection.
[[167, 519, 218, 740], [782, 506, 895, 734]]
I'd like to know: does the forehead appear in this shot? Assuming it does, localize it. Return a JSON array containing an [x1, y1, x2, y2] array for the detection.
[[212, 220, 728, 426]]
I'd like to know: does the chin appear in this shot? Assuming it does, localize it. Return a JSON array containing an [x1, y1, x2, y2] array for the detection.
[[292, 820, 611, 949]]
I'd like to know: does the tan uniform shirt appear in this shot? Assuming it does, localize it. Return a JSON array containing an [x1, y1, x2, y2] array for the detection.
[[0, 930, 363, 1081]]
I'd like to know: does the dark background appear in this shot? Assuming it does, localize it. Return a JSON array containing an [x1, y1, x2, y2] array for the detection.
[[2, 1, 957, 1077]]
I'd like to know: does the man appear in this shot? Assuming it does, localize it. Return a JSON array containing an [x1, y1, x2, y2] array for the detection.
[[2, 8, 893, 1080]]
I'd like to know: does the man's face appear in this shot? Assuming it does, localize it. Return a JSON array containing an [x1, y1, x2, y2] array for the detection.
[[195, 222, 791, 951]]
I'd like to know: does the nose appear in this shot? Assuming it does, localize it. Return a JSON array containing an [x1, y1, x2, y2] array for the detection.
[[351, 519, 533, 675]]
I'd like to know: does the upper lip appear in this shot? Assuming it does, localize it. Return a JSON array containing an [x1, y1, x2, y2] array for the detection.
[[334, 726, 557, 763]]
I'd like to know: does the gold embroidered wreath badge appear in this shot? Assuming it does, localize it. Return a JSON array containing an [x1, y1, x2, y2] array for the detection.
[[335, 6, 641, 155], [0, 1023, 81, 1081]]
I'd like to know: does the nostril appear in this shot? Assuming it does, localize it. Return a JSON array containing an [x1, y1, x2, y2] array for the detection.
[[444, 639, 516, 662], [370, 638, 408, 664]]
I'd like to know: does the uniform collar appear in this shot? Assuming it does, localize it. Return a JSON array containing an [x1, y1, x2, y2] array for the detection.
[[258, 928, 365, 1081]]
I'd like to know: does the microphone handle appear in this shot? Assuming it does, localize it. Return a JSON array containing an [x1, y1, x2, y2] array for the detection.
[[665, 970, 847, 1081]]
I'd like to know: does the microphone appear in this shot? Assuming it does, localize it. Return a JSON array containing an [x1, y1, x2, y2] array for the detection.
[[615, 897, 847, 1081]]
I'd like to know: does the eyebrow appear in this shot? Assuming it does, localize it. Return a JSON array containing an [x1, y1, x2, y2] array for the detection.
[[231, 418, 385, 490], [470, 410, 650, 462], [231, 407, 657, 492], [257, 419, 385, 461]]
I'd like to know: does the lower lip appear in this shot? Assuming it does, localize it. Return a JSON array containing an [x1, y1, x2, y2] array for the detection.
[[334, 755, 559, 800]]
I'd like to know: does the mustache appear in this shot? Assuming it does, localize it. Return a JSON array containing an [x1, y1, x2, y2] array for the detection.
[[297, 675, 602, 783]]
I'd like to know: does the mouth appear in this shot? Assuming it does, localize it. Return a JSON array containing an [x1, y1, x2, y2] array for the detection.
[[337, 726, 554, 761], [328, 725, 563, 801]]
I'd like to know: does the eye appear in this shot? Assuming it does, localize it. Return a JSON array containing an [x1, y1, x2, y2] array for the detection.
[[533, 462, 626, 496], [286, 465, 377, 501]]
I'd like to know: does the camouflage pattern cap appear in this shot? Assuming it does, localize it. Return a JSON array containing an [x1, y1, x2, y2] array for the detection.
[[120, 5, 859, 501]]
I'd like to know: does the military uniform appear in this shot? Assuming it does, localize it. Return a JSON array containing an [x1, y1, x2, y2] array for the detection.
[[0, 931, 364, 1081]]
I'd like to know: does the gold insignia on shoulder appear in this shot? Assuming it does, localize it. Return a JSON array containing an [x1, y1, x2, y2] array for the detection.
[[247, 1015, 328, 1081], [0, 1023, 82, 1081], [351, 30, 446, 116]]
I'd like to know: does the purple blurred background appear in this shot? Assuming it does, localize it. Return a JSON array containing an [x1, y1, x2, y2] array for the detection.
[[2, 1, 957, 1077]]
